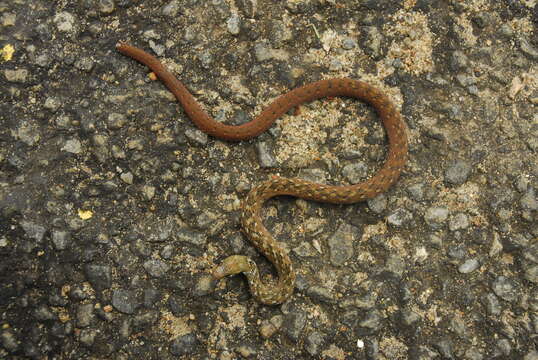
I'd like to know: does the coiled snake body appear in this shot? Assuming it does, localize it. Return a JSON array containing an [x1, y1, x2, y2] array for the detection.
[[117, 43, 408, 305]]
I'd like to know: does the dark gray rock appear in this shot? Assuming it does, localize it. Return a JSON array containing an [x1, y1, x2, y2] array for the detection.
[[112, 289, 139, 314], [170, 333, 199, 356], [143, 259, 170, 277], [328, 223, 357, 266], [283, 312, 306, 342], [76, 303, 94, 328], [305, 331, 325, 356], [445, 160, 472, 185], [84, 264, 112, 291], [491, 276, 518, 302]]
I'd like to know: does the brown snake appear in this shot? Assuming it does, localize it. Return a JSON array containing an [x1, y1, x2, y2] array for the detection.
[[117, 43, 408, 305]]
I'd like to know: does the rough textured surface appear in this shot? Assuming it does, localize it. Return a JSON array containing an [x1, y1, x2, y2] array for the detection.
[[1, 0, 537, 359]]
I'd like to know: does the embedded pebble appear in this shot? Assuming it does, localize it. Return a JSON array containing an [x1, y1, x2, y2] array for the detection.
[[62, 138, 82, 154], [458, 258, 479, 274], [424, 206, 449, 229], [342, 161, 368, 184], [254, 41, 274, 62], [491, 276, 518, 302], [256, 141, 277, 168], [387, 208, 413, 227], [305, 331, 325, 356], [51, 229, 71, 250], [4, 69, 29, 83], [20, 220, 47, 242], [328, 223, 356, 266], [169, 333, 199, 356], [184, 128, 209, 145], [283, 312, 306, 342], [76, 303, 94, 328], [445, 160, 472, 185], [449, 213, 470, 231], [107, 113, 127, 129], [120, 171, 134, 184], [161, 0, 180, 17], [84, 264, 112, 291], [143, 259, 170, 277], [112, 289, 139, 314], [226, 13, 241, 35], [367, 194, 387, 214]]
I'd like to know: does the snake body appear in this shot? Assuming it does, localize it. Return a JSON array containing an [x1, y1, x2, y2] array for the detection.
[[117, 43, 408, 305]]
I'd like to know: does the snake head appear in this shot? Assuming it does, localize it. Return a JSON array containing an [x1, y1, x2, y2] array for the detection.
[[212, 255, 251, 279]]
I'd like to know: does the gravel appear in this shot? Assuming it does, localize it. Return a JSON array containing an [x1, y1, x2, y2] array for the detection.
[[1, 1, 536, 359]]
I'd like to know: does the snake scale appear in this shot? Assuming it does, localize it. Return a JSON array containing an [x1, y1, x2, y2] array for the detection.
[[117, 43, 408, 305]]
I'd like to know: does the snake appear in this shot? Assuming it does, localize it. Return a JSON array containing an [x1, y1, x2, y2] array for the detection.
[[117, 43, 408, 305]]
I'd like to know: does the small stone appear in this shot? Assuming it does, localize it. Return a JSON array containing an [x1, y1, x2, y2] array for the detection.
[[98, 0, 115, 14], [459, 258, 479, 274], [520, 188, 538, 211], [226, 13, 241, 35], [74, 57, 94, 72], [283, 312, 306, 342], [254, 41, 274, 62], [170, 333, 199, 356], [184, 128, 208, 146], [306, 285, 334, 303], [107, 113, 126, 129], [120, 172, 134, 184], [434, 339, 454, 359], [342, 37, 357, 50], [524, 265, 538, 284], [62, 138, 82, 154], [193, 274, 215, 296], [259, 320, 279, 338], [54, 11, 76, 33], [465, 347, 484, 360], [329, 59, 343, 71], [84, 264, 112, 291], [0, 330, 19, 352], [424, 206, 449, 229], [162, 1, 180, 17], [144, 288, 161, 308], [77, 303, 94, 328], [445, 159, 472, 185], [51, 230, 71, 250], [494, 338, 512, 357], [143, 259, 169, 277], [491, 276, 518, 302], [407, 183, 425, 201], [328, 223, 356, 266], [367, 194, 387, 214], [358, 310, 383, 331], [176, 228, 207, 246], [449, 213, 470, 231], [305, 331, 325, 356], [44, 97, 62, 112], [520, 37, 538, 60], [342, 161, 368, 184], [450, 50, 469, 71], [20, 220, 47, 242], [256, 141, 277, 168], [4, 68, 29, 83], [524, 351, 538, 360], [112, 289, 139, 314], [34, 305, 57, 321], [387, 208, 413, 227], [400, 309, 421, 325], [142, 185, 155, 200], [79, 329, 96, 347]]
